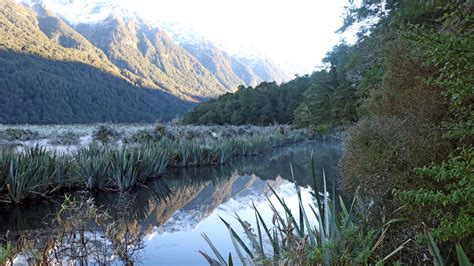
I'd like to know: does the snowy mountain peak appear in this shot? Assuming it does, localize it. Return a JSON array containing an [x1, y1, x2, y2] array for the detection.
[[17, 0, 131, 25]]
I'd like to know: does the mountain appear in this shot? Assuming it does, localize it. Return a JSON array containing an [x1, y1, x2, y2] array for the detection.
[[179, 39, 261, 89], [236, 56, 290, 84], [160, 23, 290, 86], [0, 0, 289, 124], [74, 13, 227, 100], [0, 0, 189, 124]]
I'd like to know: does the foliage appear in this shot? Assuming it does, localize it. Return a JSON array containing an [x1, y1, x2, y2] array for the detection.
[[0, 146, 69, 204], [425, 230, 472, 266], [294, 44, 358, 132], [92, 125, 120, 145], [0, 241, 11, 265], [48, 130, 81, 145], [3, 128, 38, 141], [0, 125, 306, 205], [183, 77, 312, 125], [396, 147, 474, 250], [337, 0, 474, 261], [0, 51, 189, 124], [73, 145, 111, 190]]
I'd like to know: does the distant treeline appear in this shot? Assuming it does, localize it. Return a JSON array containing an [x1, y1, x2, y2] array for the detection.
[[183, 43, 358, 133]]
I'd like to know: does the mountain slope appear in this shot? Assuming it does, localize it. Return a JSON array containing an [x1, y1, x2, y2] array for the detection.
[[1, 0, 122, 76], [0, 0, 189, 124], [160, 24, 288, 88], [237, 57, 290, 84], [75, 13, 229, 101], [180, 40, 260, 89]]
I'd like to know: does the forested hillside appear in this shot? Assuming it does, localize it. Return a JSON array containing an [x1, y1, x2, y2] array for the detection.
[[182, 76, 312, 125], [0, 51, 189, 124], [184, 0, 473, 261], [0, 0, 189, 123]]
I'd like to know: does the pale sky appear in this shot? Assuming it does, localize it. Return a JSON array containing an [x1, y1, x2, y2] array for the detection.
[[119, 0, 356, 75], [21, 0, 356, 75]]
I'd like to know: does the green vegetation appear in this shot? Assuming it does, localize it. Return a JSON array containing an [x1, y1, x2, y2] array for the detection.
[[0, 0, 292, 124], [338, 1, 473, 261], [183, 44, 358, 131], [0, 146, 70, 204], [183, 77, 312, 125], [0, 125, 309, 205]]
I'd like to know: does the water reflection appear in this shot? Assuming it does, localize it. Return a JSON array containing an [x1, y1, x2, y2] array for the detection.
[[0, 141, 341, 265]]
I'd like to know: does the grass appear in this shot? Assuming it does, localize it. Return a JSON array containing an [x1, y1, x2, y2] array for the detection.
[[0, 146, 68, 204], [73, 145, 111, 190], [0, 125, 310, 205]]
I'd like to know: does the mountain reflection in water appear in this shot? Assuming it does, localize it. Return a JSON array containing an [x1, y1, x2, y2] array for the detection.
[[0, 141, 341, 265]]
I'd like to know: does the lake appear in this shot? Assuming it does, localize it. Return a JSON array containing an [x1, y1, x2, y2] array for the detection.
[[0, 140, 341, 265]]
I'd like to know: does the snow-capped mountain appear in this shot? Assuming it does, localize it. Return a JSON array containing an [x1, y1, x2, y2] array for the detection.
[[18, 0, 290, 85]]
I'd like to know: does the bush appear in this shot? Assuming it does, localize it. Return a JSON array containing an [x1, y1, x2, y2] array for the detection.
[[123, 130, 161, 144], [0, 146, 68, 204], [4, 128, 38, 141], [396, 147, 474, 255], [92, 125, 119, 145], [340, 117, 449, 216], [49, 130, 81, 145]]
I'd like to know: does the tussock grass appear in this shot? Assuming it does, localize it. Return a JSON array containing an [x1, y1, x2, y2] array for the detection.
[[0, 125, 309, 205], [0, 146, 67, 204]]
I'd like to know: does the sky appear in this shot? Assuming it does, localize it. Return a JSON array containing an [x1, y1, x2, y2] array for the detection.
[[119, 0, 356, 75], [20, 0, 356, 75]]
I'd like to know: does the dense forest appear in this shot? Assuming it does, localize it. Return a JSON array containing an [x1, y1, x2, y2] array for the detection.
[[185, 0, 473, 261], [182, 77, 312, 125], [0, 51, 190, 124]]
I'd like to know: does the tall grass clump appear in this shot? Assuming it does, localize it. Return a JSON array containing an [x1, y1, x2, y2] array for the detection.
[[201, 158, 403, 265], [108, 145, 170, 190], [211, 140, 234, 165], [109, 147, 146, 190], [0, 146, 68, 204], [140, 143, 171, 178], [73, 145, 111, 190]]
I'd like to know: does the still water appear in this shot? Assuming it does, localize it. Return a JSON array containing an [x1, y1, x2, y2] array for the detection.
[[0, 141, 341, 265]]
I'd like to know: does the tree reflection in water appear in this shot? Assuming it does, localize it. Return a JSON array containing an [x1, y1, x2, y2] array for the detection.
[[2, 184, 171, 265]]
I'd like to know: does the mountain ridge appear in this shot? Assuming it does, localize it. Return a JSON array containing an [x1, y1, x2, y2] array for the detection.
[[0, 0, 289, 124]]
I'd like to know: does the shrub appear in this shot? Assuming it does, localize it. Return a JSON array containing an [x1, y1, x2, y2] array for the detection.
[[340, 117, 450, 218], [92, 125, 119, 145], [123, 130, 161, 144], [4, 128, 38, 141], [49, 130, 81, 146], [0, 146, 67, 204], [396, 147, 474, 255]]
